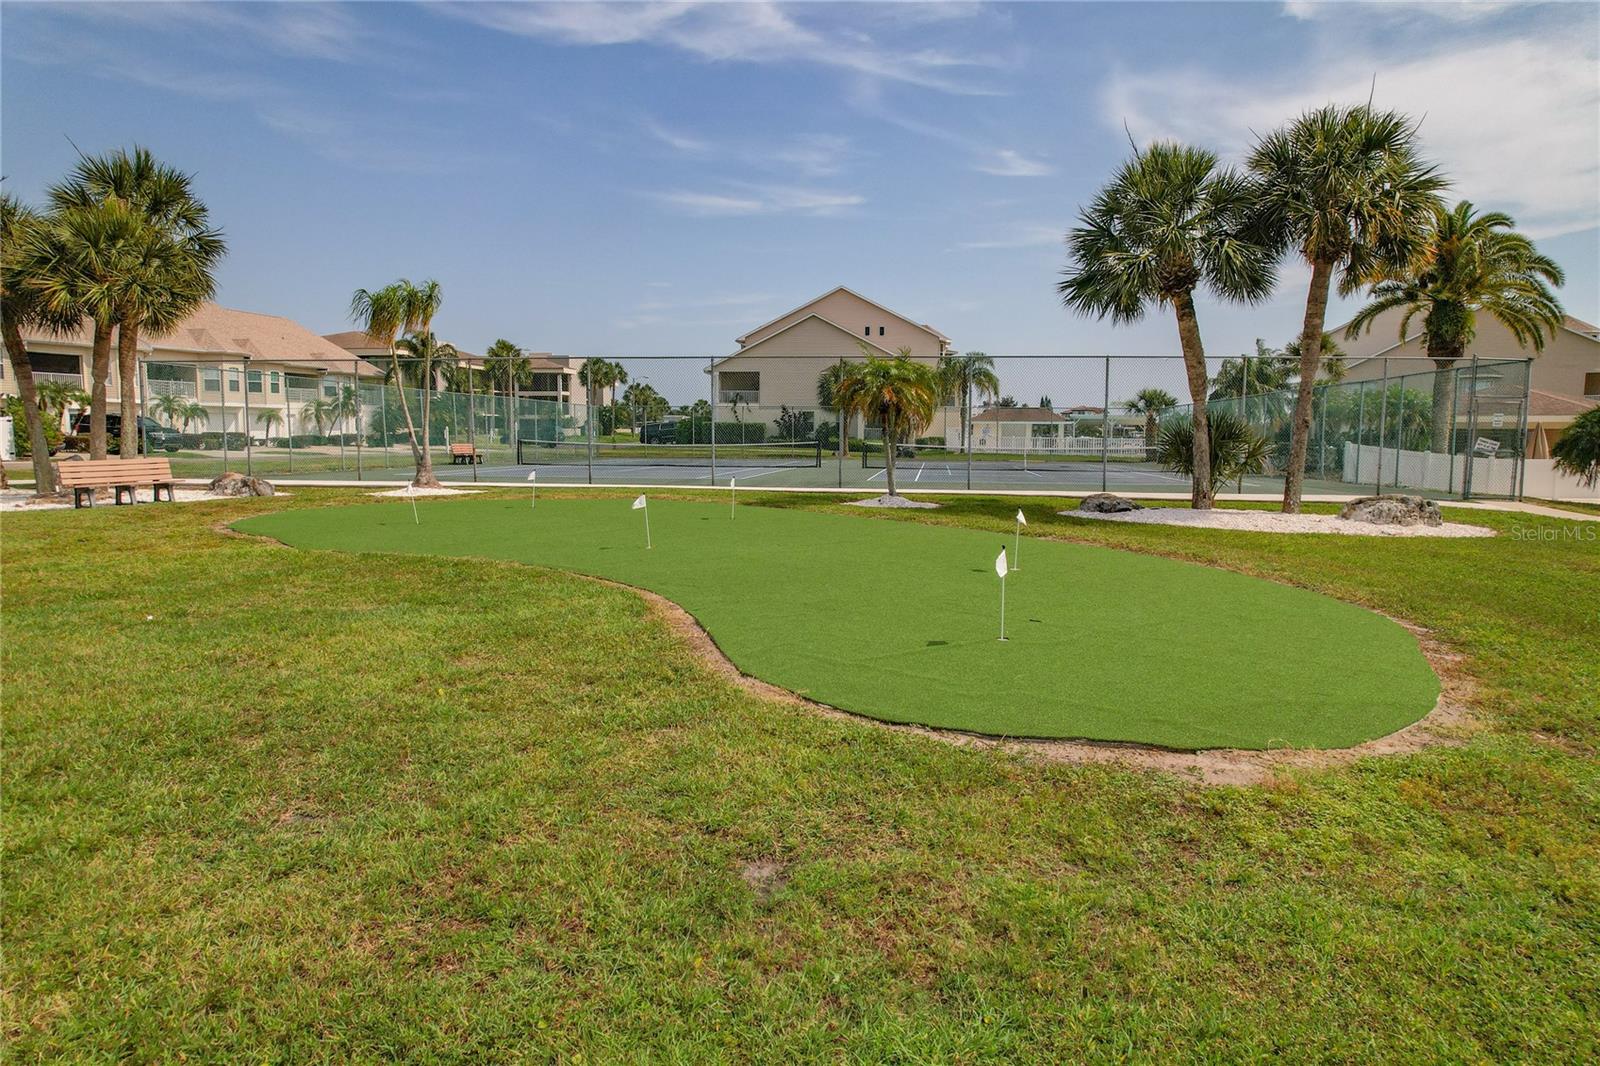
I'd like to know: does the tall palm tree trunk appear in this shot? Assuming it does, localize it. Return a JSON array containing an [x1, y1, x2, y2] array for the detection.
[[117, 319, 142, 456], [416, 355, 439, 487], [1427, 340, 1461, 456], [388, 351, 427, 479], [1172, 292, 1214, 509], [88, 318, 115, 460], [1283, 257, 1334, 513], [3, 318, 56, 494]]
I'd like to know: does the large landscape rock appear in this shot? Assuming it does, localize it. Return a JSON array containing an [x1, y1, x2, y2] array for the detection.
[[1077, 493, 1143, 514], [209, 472, 276, 497], [1338, 494, 1441, 527]]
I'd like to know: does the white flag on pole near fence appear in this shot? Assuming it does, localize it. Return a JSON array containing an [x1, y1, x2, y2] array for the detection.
[[632, 494, 647, 510], [527, 471, 537, 481], [995, 548, 1008, 577], [1016, 509, 1027, 525]]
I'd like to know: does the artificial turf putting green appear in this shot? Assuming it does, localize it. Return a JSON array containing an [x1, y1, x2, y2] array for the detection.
[[237, 497, 1440, 749]]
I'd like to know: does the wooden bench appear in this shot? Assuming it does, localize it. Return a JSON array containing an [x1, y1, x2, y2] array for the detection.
[[449, 442, 483, 465], [55, 458, 177, 508]]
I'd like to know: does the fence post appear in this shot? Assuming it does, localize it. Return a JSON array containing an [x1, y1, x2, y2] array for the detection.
[[1513, 358, 1531, 500], [137, 357, 149, 457], [965, 384, 973, 491], [467, 363, 478, 484], [708, 357, 717, 485], [286, 393, 294, 473], [1461, 355, 1480, 499], [1393, 371, 1406, 491], [353, 362, 363, 481], [1316, 385, 1328, 480], [241, 359, 254, 477], [1374, 359, 1389, 495], [1101, 356, 1110, 494], [219, 362, 230, 473], [1446, 365, 1460, 495], [1352, 379, 1365, 486]]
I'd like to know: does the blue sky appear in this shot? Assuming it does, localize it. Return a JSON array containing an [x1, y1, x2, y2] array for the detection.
[[4, 1, 1596, 379]]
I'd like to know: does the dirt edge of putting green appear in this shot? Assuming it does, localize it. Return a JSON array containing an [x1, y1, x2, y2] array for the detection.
[[224, 513, 1472, 787]]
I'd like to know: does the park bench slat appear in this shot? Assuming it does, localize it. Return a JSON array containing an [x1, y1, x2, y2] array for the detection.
[[54, 458, 177, 508], [448, 443, 483, 464]]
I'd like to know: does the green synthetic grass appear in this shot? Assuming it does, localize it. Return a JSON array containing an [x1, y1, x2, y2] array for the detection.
[[5, 489, 1597, 1062], [236, 497, 1438, 749]]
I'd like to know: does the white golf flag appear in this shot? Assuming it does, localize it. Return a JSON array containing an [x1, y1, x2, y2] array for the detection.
[[995, 548, 1008, 577], [526, 471, 537, 481], [632, 494, 647, 510], [527, 469, 537, 508], [1016, 509, 1027, 525], [995, 548, 1008, 640]]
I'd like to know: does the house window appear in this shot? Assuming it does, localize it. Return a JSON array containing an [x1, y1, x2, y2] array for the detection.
[[878, 326, 885, 336], [863, 326, 870, 336], [269, 372, 281, 394], [26, 352, 82, 383], [323, 380, 339, 397], [719, 371, 760, 405], [247, 370, 263, 393], [228, 370, 241, 393], [201, 368, 222, 393], [1585, 372, 1600, 398]]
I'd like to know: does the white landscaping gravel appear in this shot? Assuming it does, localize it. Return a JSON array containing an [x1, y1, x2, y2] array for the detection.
[[369, 486, 482, 498], [1, 487, 291, 512], [848, 494, 941, 509], [1063, 506, 1495, 537]]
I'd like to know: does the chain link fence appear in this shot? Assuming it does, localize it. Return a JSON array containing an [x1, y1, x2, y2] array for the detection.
[[114, 353, 1531, 499]]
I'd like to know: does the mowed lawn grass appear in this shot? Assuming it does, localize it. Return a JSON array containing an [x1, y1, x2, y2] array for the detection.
[[238, 498, 1438, 750], [3, 489, 1596, 1062]]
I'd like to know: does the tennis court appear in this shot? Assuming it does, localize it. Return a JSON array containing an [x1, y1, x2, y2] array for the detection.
[[237, 497, 1440, 750]]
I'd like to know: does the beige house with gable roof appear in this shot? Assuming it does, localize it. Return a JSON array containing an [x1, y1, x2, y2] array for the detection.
[[710, 286, 956, 440]]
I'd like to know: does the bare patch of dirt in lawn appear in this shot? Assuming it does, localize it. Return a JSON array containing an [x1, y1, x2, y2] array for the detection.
[[620, 580, 1478, 788]]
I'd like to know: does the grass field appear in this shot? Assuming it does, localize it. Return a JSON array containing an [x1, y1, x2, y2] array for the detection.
[[238, 498, 1438, 749], [4, 489, 1597, 1061]]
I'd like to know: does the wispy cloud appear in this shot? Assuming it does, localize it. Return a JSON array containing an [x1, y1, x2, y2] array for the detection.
[[1104, 30, 1599, 237], [954, 224, 1062, 250], [438, 1, 1006, 95], [1282, 0, 1516, 24], [974, 149, 1054, 178], [652, 183, 865, 217], [644, 120, 855, 178]]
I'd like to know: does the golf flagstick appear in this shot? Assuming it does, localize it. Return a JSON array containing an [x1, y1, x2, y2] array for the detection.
[[730, 476, 736, 519], [407, 482, 419, 525], [633, 493, 651, 548], [1013, 508, 1026, 571], [995, 547, 1008, 641], [527, 469, 537, 509]]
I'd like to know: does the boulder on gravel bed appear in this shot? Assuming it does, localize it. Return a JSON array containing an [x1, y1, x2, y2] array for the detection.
[[209, 472, 275, 497], [1077, 493, 1143, 514], [1338, 494, 1440, 527]]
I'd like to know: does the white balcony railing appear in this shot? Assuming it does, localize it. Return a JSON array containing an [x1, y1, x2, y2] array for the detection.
[[32, 371, 83, 387], [147, 378, 197, 398], [718, 390, 759, 405], [286, 387, 320, 402]]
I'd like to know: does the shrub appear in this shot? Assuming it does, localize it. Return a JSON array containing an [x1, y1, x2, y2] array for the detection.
[[5, 397, 63, 457], [1156, 409, 1271, 490], [1552, 406, 1600, 488]]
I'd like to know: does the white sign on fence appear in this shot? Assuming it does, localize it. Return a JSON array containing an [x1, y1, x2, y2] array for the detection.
[[1474, 437, 1501, 457]]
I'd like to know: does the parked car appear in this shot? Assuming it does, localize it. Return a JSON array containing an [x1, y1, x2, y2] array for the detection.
[[68, 414, 182, 453]]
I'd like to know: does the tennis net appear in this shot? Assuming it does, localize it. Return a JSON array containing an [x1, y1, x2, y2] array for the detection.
[[517, 438, 823, 468], [859, 440, 1154, 471]]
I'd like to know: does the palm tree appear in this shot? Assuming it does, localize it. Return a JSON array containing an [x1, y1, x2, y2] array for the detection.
[[1247, 104, 1446, 512], [1344, 201, 1564, 454], [1155, 409, 1272, 492], [816, 359, 856, 455], [151, 391, 190, 428], [935, 351, 1000, 451], [36, 379, 89, 431], [50, 147, 225, 456], [1281, 332, 1348, 384], [396, 331, 458, 449], [180, 399, 209, 436], [12, 197, 147, 459], [1551, 407, 1600, 490], [621, 381, 667, 434], [1060, 142, 1277, 508], [350, 279, 445, 486], [1, 193, 77, 493], [256, 409, 282, 442], [577, 358, 628, 436], [482, 339, 527, 444], [1121, 387, 1178, 454], [831, 347, 940, 498], [1209, 340, 1297, 425], [329, 383, 362, 441], [300, 395, 336, 438]]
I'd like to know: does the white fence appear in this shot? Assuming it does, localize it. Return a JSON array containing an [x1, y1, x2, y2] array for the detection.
[[1336, 442, 1600, 500]]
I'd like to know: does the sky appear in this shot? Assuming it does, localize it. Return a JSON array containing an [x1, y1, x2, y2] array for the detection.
[[3, 0, 1597, 398]]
